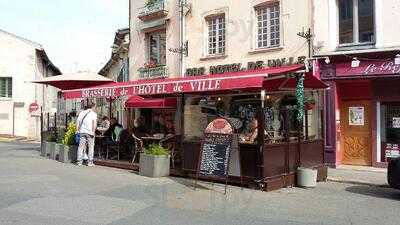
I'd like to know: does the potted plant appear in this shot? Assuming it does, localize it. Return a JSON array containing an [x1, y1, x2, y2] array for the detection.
[[139, 143, 170, 177], [59, 122, 78, 163], [53, 129, 65, 161], [145, 0, 158, 8], [42, 131, 57, 158], [304, 97, 316, 110]]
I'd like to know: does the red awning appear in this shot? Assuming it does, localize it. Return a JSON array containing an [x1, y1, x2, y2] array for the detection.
[[263, 72, 328, 91], [62, 64, 314, 99], [32, 72, 114, 90], [125, 96, 177, 108]]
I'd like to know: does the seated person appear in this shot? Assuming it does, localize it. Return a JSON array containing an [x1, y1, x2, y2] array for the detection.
[[97, 116, 110, 134], [133, 116, 149, 137], [104, 118, 123, 142], [165, 120, 175, 134], [240, 118, 258, 143]]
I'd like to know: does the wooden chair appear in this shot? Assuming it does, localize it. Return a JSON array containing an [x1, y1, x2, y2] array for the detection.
[[105, 126, 123, 160], [160, 134, 179, 168], [131, 133, 144, 163]]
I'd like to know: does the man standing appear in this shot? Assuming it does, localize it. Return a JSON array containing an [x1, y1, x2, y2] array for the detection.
[[76, 103, 97, 166]]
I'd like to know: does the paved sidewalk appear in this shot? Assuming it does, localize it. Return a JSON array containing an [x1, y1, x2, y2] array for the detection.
[[328, 165, 388, 186], [1, 142, 400, 225]]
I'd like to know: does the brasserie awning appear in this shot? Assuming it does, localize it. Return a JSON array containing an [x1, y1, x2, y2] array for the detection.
[[263, 71, 328, 91], [63, 65, 327, 99], [32, 72, 114, 90], [62, 64, 314, 99], [125, 96, 177, 108]]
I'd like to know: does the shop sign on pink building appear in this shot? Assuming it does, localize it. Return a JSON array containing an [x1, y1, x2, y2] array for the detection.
[[336, 60, 400, 77]]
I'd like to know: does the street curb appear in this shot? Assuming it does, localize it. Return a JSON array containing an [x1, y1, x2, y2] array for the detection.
[[327, 177, 389, 188]]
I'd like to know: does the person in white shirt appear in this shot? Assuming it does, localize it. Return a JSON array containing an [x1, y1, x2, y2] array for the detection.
[[76, 103, 97, 166]]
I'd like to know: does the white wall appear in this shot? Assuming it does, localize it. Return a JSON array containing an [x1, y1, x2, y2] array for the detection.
[[129, 0, 181, 79], [185, 0, 312, 70], [0, 31, 38, 137], [313, 0, 400, 54], [0, 30, 59, 139]]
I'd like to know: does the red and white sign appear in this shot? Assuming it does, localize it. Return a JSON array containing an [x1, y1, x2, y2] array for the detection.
[[336, 60, 400, 77], [62, 64, 306, 99], [385, 143, 400, 158], [205, 118, 233, 134], [29, 102, 39, 113]]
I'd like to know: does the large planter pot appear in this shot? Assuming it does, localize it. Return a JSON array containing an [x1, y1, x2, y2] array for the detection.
[[297, 167, 317, 188], [46, 142, 56, 158], [51, 144, 63, 160], [139, 153, 170, 177], [388, 157, 400, 189], [58, 145, 78, 163], [40, 142, 47, 157]]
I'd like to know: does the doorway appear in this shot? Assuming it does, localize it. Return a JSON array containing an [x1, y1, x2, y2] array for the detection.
[[340, 100, 372, 166]]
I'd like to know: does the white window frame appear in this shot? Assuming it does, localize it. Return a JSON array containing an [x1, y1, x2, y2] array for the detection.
[[255, 3, 280, 49], [146, 31, 166, 65], [338, 0, 375, 47], [117, 59, 129, 82], [0, 77, 12, 99], [206, 15, 226, 56]]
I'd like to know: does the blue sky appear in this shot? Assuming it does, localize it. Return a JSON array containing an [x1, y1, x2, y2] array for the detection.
[[0, 0, 128, 73]]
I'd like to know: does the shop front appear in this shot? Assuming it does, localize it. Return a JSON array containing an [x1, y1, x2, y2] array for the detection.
[[321, 53, 400, 168], [63, 64, 328, 190]]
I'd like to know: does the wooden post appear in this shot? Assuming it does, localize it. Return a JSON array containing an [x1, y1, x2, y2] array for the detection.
[[47, 113, 50, 131], [109, 98, 112, 119], [54, 112, 57, 140], [40, 107, 44, 143], [65, 113, 68, 128]]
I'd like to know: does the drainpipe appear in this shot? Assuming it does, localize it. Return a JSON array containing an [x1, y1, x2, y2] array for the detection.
[[179, 0, 186, 77]]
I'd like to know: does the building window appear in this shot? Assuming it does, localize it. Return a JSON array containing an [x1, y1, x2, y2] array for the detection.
[[338, 0, 374, 45], [117, 59, 129, 82], [256, 4, 280, 48], [207, 15, 225, 55], [147, 31, 166, 65], [0, 77, 12, 98]]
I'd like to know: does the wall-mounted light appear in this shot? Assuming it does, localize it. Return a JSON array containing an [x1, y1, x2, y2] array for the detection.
[[351, 58, 360, 68], [266, 95, 270, 100], [261, 90, 266, 108], [395, 54, 400, 65], [217, 97, 222, 101]]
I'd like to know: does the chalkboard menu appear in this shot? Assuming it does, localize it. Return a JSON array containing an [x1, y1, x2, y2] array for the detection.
[[199, 133, 232, 177]]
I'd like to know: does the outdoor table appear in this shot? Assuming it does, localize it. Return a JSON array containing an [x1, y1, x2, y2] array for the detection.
[[141, 136, 164, 146]]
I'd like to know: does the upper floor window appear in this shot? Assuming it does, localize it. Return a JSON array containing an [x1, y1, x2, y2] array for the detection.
[[0, 77, 12, 98], [147, 31, 166, 65], [207, 15, 225, 55], [117, 59, 129, 82], [338, 0, 375, 45], [256, 3, 280, 48]]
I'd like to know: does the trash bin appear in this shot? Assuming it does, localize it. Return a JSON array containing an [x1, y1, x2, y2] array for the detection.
[[297, 167, 317, 188]]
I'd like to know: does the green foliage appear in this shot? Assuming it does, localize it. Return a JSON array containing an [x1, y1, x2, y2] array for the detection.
[[57, 128, 66, 144], [296, 75, 305, 121], [145, 143, 169, 156], [62, 122, 77, 146], [43, 131, 57, 142], [145, 0, 159, 7]]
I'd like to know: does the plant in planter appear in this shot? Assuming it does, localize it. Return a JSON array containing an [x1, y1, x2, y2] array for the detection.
[[304, 97, 316, 110], [145, 0, 159, 7], [139, 143, 170, 177], [59, 122, 78, 163], [52, 128, 66, 160], [43, 131, 57, 158]]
